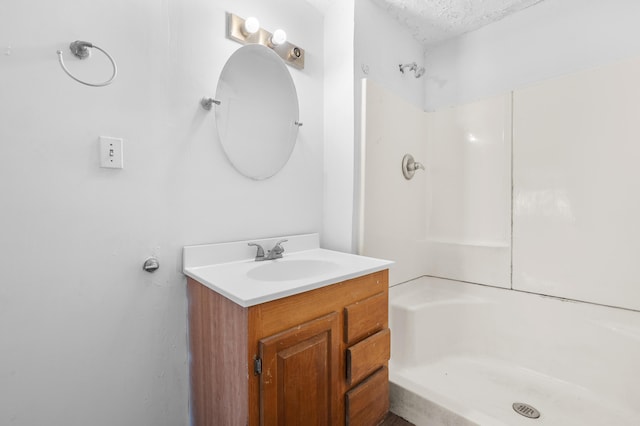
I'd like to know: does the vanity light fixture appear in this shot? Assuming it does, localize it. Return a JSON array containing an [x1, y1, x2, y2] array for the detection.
[[269, 29, 287, 46], [226, 12, 304, 70], [242, 16, 260, 35]]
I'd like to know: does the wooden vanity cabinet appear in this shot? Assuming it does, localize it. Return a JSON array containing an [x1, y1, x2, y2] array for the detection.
[[187, 269, 390, 426]]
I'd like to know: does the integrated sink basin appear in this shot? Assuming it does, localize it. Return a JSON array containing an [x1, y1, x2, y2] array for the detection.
[[247, 259, 339, 282], [183, 233, 393, 307]]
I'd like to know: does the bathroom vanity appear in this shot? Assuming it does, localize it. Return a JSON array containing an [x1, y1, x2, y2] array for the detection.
[[183, 234, 392, 425]]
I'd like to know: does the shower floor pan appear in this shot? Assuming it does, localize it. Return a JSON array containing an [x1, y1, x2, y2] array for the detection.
[[390, 355, 636, 426]]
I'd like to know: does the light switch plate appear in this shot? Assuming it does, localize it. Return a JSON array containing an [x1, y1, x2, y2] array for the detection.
[[99, 136, 124, 169]]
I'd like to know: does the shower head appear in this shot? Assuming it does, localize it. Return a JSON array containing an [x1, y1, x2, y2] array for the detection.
[[399, 62, 425, 78], [399, 62, 416, 73]]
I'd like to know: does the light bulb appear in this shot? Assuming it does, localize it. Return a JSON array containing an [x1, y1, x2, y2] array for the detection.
[[243, 16, 260, 35], [270, 29, 287, 46]]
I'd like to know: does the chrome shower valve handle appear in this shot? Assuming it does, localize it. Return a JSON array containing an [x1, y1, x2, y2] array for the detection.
[[402, 154, 425, 180]]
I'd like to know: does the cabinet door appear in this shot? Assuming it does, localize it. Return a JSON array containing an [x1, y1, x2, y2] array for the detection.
[[259, 312, 340, 426]]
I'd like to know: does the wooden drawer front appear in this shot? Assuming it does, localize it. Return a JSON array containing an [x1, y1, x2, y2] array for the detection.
[[345, 367, 389, 426], [346, 328, 390, 386], [344, 292, 387, 345]]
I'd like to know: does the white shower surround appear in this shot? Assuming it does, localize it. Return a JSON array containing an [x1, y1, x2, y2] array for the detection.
[[360, 79, 512, 289], [362, 55, 640, 311]]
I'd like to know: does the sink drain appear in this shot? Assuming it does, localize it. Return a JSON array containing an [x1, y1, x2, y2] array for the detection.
[[512, 402, 541, 419]]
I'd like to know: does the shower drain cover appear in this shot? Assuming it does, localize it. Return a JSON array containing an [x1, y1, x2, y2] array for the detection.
[[512, 402, 541, 419]]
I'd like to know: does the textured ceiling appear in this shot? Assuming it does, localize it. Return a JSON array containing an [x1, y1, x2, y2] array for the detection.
[[306, 0, 545, 46], [370, 0, 545, 46]]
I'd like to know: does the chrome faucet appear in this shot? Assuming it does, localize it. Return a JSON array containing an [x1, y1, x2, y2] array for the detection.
[[248, 239, 288, 261]]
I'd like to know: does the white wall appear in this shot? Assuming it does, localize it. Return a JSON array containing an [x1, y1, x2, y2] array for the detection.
[[322, 0, 356, 253], [424, 0, 640, 111], [0, 1, 323, 425], [354, 0, 424, 110]]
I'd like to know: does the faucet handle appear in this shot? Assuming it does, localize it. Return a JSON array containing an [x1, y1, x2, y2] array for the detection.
[[272, 239, 288, 254], [248, 242, 265, 260], [409, 161, 425, 171]]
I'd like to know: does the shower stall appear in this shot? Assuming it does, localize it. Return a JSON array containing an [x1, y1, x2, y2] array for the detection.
[[358, 56, 640, 425]]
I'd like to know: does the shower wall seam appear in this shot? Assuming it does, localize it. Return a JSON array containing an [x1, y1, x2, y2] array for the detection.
[[509, 90, 515, 291]]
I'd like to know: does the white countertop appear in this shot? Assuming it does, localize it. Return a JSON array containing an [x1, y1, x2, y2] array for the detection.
[[183, 234, 393, 307]]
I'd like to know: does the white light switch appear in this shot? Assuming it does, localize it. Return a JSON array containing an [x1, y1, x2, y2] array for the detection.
[[99, 136, 124, 169]]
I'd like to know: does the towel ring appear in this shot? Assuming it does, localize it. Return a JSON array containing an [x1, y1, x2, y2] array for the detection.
[[56, 41, 118, 87]]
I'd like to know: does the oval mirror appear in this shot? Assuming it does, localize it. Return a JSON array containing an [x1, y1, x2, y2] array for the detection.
[[215, 44, 300, 180]]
